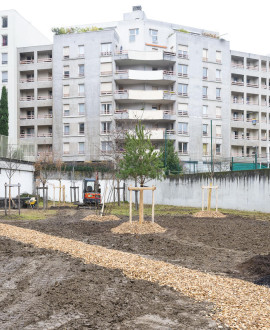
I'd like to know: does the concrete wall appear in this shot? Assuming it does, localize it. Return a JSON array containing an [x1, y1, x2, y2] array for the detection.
[[138, 170, 270, 212], [0, 159, 35, 197]]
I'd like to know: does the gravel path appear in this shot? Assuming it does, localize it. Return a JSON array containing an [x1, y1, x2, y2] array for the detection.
[[0, 223, 269, 329]]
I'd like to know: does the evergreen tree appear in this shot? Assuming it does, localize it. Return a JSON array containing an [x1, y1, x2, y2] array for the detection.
[[0, 86, 8, 136], [160, 140, 182, 174], [118, 123, 163, 186]]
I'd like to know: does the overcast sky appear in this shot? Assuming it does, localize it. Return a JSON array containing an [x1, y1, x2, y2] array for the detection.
[[2, 0, 270, 56]]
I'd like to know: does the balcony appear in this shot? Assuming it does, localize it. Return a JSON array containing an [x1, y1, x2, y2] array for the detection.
[[20, 96, 34, 101], [114, 109, 175, 121], [37, 57, 52, 63], [114, 69, 176, 84], [20, 114, 34, 120], [20, 77, 34, 83], [37, 132, 53, 138], [20, 59, 34, 65], [114, 90, 176, 103], [114, 50, 176, 65], [20, 133, 35, 139], [37, 95, 53, 101]]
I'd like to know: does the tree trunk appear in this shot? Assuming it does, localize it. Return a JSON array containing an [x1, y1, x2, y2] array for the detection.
[[135, 179, 138, 210], [117, 178, 120, 206]]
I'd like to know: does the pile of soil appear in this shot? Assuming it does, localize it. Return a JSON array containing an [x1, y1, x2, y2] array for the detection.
[[193, 211, 226, 218], [83, 214, 120, 222], [238, 254, 270, 277], [111, 221, 166, 235]]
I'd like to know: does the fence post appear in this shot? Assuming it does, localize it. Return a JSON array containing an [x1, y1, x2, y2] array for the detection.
[[18, 183, 21, 215]]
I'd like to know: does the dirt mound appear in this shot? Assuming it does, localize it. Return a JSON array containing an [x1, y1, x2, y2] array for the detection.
[[111, 221, 166, 235], [193, 211, 226, 218], [82, 214, 120, 222], [254, 275, 270, 288], [238, 254, 270, 277]]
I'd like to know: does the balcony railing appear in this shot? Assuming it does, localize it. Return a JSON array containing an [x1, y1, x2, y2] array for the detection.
[[100, 71, 113, 76], [178, 92, 188, 97], [246, 64, 259, 70], [178, 150, 189, 155], [37, 58, 52, 63], [246, 136, 259, 140], [178, 110, 188, 116], [100, 51, 112, 56], [20, 133, 35, 138], [37, 133, 53, 137], [37, 95, 53, 100], [20, 78, 34, 83], [38, 114, 53, 119], [178, 72, 188, 78], [20, 96, 34, 101], [231, 81, 244, 86], [232, 135, 244, 140], [231, 116, 244, 121], [20, 115, 34, 120], [178, 53, 189, 59], [246, 100, 259, 105], [231, 63, 244, 69], [38, 77, 52, 82], [247, 83, 259, 88], [178, 130, 188, 136], [202, 57, 208, 62], [20, 59, 34, 64], [262, 84, 267, 89], [101, 91, 113, 96], [232, 99, 244, 104]]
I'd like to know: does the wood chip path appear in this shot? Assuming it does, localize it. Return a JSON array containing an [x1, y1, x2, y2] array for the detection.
[[0, 223, 269, 329]]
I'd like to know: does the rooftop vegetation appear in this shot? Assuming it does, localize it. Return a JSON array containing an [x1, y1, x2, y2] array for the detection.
[[51, 26, 104, 35]]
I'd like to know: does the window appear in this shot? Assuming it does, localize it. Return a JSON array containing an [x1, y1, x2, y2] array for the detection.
[[216, 51, 222, 63], [129, 28, 139, 42], [216, 144, 221, 155], [202, 86, 208, 98], [101, 122, 111, 134], [216, 88, 221, 100], [203, 124, 208, 136], [216, 125, 222, 137], [78, 45, 84, 57], [216, 69, 221, 81], [2, 16, 8, 28], [178, 122, 188, 135], [2, 53, 7, 65], [63, 65, 69, 78], [63, 46, 69, 59], [216, 106, 221, 118], [178, 103, 188, 116], [101, 103, 112, 115], [63, 143, 70, 154], [78, 142, 85, 154], [100, 62, 113, 75], [179, 142, 188, 154], [2, 71, 7, 83], [178, 64, 188, 77], [79, 123, 85, 135], [100, 82, 113, 95], [64, 124, 70, 135], [101, 141, 112, 152], [203, 48, 208, 61], [63, 104, 70, 116], [101, 43, 112, 55], [78, 84, 85, 96], [78, 64, 85, 77], [78, 103, 85, 115], [203, 105, 208, 117], [2, 35, 8, 46], [149, 29, 158, 43], [178, 45, 188, 59], [178, 83, 188, 96], [63, 85, 70, 97], [203, 143, 208, 155], [203, 67, 208, 79]]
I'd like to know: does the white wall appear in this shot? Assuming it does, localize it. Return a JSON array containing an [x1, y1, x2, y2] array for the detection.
[[0, 160, 35, 197]]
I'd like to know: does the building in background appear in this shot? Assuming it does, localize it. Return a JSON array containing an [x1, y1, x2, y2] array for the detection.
[[3, 6, 270, 170], [0, 9, 51, 149]]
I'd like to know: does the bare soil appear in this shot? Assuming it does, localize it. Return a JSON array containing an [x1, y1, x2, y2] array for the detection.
[[0, 209, 269, 329]]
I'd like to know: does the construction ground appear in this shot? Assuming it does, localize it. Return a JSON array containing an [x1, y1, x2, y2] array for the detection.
[[0, 206, 269, 329]]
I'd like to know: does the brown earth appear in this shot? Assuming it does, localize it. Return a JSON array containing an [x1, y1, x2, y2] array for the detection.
[[0, 209, 269, 329]]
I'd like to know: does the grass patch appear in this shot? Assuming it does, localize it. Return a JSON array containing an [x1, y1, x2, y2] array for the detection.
[[109, 203, 270, 220], [0, 209, 58, 221]]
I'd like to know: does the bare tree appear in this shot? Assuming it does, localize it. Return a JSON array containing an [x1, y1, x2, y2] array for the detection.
[[3, 145, 23, 214]]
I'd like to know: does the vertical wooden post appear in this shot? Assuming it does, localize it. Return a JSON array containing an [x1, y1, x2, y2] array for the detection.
[[151, 187, 155, 223], [129, 188, 132, 223], [139, 189, 144, 224], [18, 183, 21, 215], [207, 182, 213, 211], [202, 187, 204, 211], [216, 188, 218, 212], [63, 185, 65, 205], [59, 183, 61, 204], [53, 185, 55, 206], [4, 183, 7, 216]]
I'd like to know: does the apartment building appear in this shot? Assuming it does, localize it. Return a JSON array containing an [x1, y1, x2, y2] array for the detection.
[[0, 9, 50, 147], [17, 45, 53, 158], [51, 6, 231, 171], [231, 50, 270, 161]]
